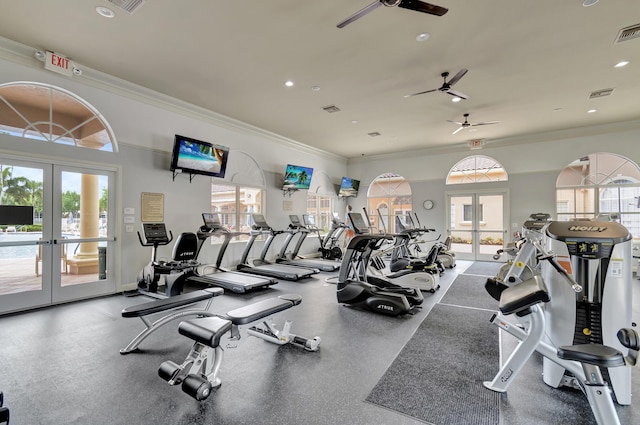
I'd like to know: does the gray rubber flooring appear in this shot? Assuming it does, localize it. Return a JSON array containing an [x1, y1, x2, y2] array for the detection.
[[0, 261, 638, 424]]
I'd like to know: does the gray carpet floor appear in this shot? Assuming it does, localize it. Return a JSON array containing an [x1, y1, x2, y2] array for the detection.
[[0, 260, 638, 424]]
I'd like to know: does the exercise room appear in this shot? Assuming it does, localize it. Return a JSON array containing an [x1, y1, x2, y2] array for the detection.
[[0, 1, 639, 424]]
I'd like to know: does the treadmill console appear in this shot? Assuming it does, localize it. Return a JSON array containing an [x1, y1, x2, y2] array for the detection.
[[302, 214, 315, 226], [141, 223, 170, 244], [202, 212, 222, 229], [289, 214, 302, 227], [251, 214, 271, 230]]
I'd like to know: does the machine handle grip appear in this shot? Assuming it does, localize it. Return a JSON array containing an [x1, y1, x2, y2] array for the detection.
[[545, 255, 582, 293]]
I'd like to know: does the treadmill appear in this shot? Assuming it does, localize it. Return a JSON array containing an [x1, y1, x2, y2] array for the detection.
[[236, 214, 319, 281], [188, 213, 278, 293], [275, 215, 340, 272]]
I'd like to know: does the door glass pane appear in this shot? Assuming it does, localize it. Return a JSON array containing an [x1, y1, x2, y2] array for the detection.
[[450, 230, 473, 254], [478, 194, 505, 257], [0, 164, 43, 295], [60, 171, 108, 286]]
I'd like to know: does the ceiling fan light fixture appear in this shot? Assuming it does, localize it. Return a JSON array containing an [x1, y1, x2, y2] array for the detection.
[[451, 96, 462, 103], [284, 80, 294, 87]]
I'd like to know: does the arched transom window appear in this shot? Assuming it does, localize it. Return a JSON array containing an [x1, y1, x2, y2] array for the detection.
[[556, 152, 640, 238], [367, 172, 412, 233], [446, 155, 507, 184], [0, 82, 117, 152]]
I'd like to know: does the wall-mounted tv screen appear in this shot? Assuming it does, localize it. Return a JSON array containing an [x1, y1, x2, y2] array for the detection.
[[170, 134, 229, 178], [283, 164, 314, 190], [338, 177, 360, 197]]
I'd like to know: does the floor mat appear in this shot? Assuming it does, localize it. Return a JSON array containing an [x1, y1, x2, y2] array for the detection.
[[366, 303, 500, 425], [463, 261, 505, 277], [439, 273, 499, 311]]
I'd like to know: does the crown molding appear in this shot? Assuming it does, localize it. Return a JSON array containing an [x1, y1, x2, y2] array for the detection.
[[0, 36, 345, 163]]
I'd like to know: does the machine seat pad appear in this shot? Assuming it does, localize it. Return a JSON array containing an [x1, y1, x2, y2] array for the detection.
[[557, 344, 625, 368], [499, 275, 549, 316], [121, 288, 223, 318], [179, 317, 232, 348], [225, 294, 302, 325]]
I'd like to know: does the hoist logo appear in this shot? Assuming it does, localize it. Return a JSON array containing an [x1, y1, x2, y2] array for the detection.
[[568, 226, 607, 232]]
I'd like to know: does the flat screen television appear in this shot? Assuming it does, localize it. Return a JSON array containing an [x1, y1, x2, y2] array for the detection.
[[170, 134, 229, 178], [338, 177, 360, 197], [283, 164, 314, 190]]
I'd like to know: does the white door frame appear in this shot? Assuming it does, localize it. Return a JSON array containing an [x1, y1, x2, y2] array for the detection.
[[446, 188, 509, 261]]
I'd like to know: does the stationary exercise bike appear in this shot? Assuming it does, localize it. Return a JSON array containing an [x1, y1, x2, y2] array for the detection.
[[136, 223, 199, 298]]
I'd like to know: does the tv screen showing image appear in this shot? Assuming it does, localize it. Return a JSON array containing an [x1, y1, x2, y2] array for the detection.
[[170, 134, 229, 178], [283, 164, 314, 190], [338, 177, 360, 197]]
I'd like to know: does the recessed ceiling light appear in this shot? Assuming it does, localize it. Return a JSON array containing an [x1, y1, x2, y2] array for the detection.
[[582, 0, 598, 7], [451, 97, 462, 103], [415, 32, 430, 42], [284, 80, 294, 87], [96, 6, 115, 18], [311, 86, 320, 92], [614, 60, 630, 68], [553, 107, 563, 111], [351, 120, 358, 124], [588, 109, 597, 113]]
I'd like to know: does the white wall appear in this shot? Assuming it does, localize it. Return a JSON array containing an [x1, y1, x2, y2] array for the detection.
[[345, 125, 640, 240], [0, 51, 348, 289]]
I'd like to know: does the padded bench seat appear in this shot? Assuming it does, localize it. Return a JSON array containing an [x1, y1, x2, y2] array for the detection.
[[179, 317, 233, 348], [557, 344, 625, 368], [121, 288, 224, 318], [499, 275, 549, 316], [225, 294, 302, 325]]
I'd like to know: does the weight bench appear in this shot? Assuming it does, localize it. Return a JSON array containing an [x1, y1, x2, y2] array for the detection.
[[157, 294, 321, 401], [120, 287, 225, 354]]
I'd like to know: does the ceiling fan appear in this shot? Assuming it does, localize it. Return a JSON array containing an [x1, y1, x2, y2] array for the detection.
[[337, 0, 448, 29], [448, 113, 500, 135], [405, 69, 470, 100]]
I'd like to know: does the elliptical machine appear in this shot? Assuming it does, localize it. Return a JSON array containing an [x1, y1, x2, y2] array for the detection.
[[336, 212, 423, 316]]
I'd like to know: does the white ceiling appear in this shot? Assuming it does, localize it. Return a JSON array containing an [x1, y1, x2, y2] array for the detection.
[[1, 0, 639, 158]]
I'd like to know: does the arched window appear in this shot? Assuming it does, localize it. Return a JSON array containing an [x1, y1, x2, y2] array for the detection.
[[446, 155, 507, 184], [0, 82, 118, 151], [367, 173, 412, 233], [556, 152, 640, 238]]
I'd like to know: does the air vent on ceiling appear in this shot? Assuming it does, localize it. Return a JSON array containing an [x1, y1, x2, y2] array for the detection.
[[615, 23, 640, 43], [107, 0, 145, 14], [589, 88, 614, 99], [322, 105, 341, 113], [368, 132, 381, 137]]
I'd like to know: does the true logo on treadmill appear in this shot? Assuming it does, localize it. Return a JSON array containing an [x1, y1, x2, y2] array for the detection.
[[568, 226, 607, 232]]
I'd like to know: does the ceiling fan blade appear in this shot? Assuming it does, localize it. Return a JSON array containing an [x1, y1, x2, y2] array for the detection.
[[446, 89, 469, 100], [447, 69, 468, 87], [470, 121, 500, 127], [446, 120, 464, 125], [337, 1, 383, 28], [452, 126, 464, 135], [398, 0, 448, 16], [404, 88, 437, 98]]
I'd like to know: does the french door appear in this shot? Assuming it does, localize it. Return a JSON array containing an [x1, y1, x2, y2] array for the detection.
[[446, 190, 508, 261], [0, 158, 116, 315]]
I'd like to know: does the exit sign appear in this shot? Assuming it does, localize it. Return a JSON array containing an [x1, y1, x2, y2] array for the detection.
[[44, 51, 74, 76]]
